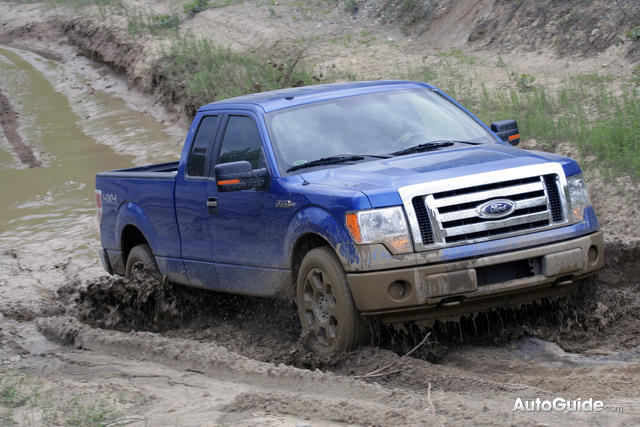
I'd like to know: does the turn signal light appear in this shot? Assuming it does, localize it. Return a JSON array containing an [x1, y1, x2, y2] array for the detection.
[[345, 213, 362, 243]]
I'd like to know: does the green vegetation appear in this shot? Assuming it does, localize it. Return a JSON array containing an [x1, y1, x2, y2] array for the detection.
[[158, 36, 315, 114], [438, 49, 477, 65], [410, 69, 640, 180], [65, 397, 122, 426], [0, 374, 30, 424], [127, 10, 180, 34], [6, 0, 119, 5], [626, 25, 640, 40], [632, 64, 640, 87], [400, 51, 640, 180], [1, 371, 125, 425], [183, 0, 209, 17], [509, 72, 536, 91]]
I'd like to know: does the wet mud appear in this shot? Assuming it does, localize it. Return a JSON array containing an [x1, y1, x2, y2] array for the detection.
[[72, 275, 316, 365], [0, 85, 41, 167], [67, 237, 640, 375]]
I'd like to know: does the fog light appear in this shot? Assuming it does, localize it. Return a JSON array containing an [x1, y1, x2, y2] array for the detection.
[[588, 245, 598, 263], [388, 281, 408, 300]]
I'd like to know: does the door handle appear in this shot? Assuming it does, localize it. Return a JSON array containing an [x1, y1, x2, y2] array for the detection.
[[206, 197, 218, 214]]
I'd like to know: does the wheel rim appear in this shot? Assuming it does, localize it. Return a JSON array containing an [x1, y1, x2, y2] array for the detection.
[[302, 267, 339, 347]]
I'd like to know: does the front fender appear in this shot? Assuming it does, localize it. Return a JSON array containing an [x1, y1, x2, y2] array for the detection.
[[284, 206, 360, 268]]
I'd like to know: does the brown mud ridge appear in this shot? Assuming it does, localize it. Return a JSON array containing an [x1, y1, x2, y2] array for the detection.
[[0, 85, 41, 167], [61, 238, 640, 375]]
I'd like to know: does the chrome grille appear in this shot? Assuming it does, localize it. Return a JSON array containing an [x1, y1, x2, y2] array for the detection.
[[412, 196, 435, 245], [398, 164, 570, 251], [543, 174, 564, 222]]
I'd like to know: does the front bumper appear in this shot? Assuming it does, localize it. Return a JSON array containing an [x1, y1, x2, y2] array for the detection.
[[346, 231, 604, 323]]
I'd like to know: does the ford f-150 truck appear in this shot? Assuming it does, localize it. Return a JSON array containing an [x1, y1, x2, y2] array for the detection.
[[95, 81, 604, 356]]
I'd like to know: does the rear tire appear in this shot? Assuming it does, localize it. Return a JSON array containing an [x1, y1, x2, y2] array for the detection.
[[125, 244, 159, 281], [296, 247, 366, 357]]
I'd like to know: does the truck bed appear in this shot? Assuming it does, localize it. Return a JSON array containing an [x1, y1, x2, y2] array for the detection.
[[96, 160, 181, 268]]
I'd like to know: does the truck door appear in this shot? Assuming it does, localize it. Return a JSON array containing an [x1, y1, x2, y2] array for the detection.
[[175, 114, 222, 288], [205, 113, 283, 295]]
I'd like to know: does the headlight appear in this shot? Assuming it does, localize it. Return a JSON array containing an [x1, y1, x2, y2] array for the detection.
[[345, 207, 412, 254], [567, 174, 591, 223]]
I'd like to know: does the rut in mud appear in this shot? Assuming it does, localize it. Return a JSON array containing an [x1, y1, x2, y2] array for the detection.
[[0, 85, 41, 167]]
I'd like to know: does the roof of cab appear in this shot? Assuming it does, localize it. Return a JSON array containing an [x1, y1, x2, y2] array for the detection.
[[198, 80, 431, 114]]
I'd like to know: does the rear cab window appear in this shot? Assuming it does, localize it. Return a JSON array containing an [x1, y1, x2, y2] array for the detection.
[[187, 115, 220, 177]]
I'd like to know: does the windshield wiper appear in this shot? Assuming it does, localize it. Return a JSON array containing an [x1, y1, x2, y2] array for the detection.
[[286, 154, 388, 173], [391, 140, 478, 156]]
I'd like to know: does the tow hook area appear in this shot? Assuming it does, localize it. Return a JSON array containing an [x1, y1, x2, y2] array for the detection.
[[554, 275, 574, 286], [438, 296, 464, 308]]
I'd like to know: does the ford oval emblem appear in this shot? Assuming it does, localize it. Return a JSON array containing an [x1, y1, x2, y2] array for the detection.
[[477, 199, 516, 219]]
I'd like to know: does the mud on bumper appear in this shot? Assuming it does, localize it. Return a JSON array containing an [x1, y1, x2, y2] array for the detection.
[[346, 231, 604, 323]]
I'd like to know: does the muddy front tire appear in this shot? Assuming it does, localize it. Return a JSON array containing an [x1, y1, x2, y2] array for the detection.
[[125, 244, 159, 281], [296, 247, 365, 357]]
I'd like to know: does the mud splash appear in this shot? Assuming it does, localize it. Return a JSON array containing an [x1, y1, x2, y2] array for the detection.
[[71, 275, 328, 367]]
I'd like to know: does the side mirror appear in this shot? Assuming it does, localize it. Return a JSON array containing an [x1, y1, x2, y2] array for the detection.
[[214, 161, 268, 192], [490, 119, 520, 146]]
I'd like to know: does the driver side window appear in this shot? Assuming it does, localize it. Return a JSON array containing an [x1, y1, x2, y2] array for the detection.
[[217, 116, 265, 170]]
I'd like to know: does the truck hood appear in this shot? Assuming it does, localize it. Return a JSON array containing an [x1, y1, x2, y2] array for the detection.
[[297, 143, 580, 208]]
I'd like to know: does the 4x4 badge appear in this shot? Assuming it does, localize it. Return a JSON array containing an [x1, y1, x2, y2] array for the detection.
[[275, 200, 296, 209]]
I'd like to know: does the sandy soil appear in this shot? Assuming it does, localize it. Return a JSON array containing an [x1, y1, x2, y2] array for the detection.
[[0, 0, 639, 425]]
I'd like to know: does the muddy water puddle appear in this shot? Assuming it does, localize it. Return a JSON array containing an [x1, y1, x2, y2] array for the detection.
[[511, 336, 640, 366], [0, 46, 178, 235], [0, 45, 180, 313]]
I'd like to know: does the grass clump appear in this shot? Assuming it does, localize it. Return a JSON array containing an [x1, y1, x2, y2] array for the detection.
[[0, 371, 127, 425], [127, 10, 181, 34], [0, 374, 30, 424], [577, 92, 640, 179], [158, 36, 315, 115], [65, 397, 122, 426], [626, 25, 640, 40], [149, 13, 180, 30], [184, 0, 209, 17]]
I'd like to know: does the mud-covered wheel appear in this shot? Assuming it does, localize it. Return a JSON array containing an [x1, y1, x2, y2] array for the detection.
[[296, 247, 364, 357], [125, 244, 159, 281]]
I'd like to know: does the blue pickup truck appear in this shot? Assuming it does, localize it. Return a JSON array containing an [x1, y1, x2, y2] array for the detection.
[[95, 81, 604, 356]]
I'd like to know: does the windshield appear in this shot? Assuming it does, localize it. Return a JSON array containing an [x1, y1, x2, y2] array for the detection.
[[265, 88, 498, 175]]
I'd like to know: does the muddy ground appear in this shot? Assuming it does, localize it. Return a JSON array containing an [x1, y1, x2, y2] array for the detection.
[[0, 0, 639, 425]]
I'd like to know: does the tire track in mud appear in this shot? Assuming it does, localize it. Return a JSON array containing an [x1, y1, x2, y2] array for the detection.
[[36, 316, 443, 425], [38, 315, 556, 425], [0, 83, 41, 167]]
